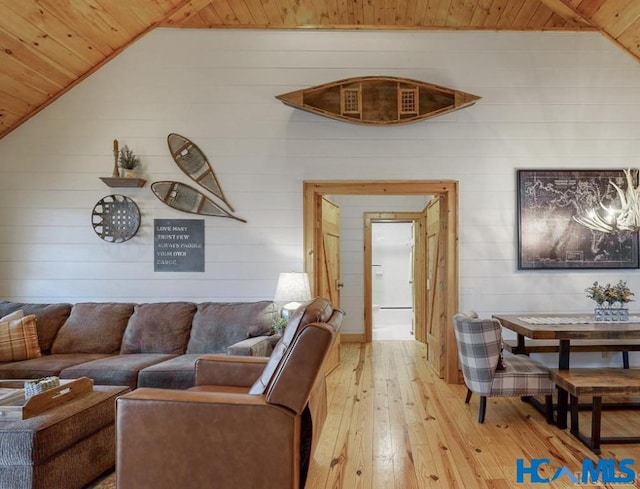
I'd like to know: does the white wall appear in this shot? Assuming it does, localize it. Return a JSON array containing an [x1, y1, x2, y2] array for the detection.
[[371, 222, 414, 307], [1, 29, 639, 347]]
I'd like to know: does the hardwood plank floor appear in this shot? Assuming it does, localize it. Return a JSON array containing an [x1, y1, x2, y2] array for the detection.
[[307, 341, 640, 489]]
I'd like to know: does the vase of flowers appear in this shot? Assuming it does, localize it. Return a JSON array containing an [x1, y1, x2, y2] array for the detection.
[[585, 280, 634, 321]]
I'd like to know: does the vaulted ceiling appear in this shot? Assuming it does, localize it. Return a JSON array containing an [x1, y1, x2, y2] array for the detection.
[[0, 0, 638, 140]]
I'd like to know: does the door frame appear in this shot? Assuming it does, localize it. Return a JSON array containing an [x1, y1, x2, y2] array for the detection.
[[364, 213, 422, 344], [303, 180, 460, 384]]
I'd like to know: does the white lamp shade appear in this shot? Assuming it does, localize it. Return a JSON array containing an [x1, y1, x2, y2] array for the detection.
[[274, 272, 312, 303]]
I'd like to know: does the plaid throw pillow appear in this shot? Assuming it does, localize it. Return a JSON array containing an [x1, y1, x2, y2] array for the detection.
[[0, 309, 24, 322], [0, 312, 42, 362]]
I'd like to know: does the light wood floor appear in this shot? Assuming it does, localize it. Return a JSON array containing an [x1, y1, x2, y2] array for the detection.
[[306, 341, 640, 489]]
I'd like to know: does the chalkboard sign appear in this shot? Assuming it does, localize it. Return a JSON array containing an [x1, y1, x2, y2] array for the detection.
[[154, 219, 205, 272]]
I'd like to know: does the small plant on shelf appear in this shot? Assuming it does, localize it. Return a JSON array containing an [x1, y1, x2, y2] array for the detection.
[[118, 145, 140, 176]]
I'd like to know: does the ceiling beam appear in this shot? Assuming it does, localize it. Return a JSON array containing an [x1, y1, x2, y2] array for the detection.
[[538, 0, 593, 26], [541, 0, 640, 63], [162, 0, 217, 26]]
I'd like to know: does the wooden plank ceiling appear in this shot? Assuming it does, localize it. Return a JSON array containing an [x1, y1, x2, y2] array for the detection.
[[0, 0, 638, 141]]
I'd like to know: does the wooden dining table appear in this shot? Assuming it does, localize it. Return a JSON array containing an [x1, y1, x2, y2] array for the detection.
[[492, 313, 640, 429]]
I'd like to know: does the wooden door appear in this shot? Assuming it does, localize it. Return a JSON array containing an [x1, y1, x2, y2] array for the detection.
[[409, 223, 416, 338], [425, 196, 447, 378], [412, 217, 427, 344], [318, 197, 341, 306], [317, 196, 341, 372]]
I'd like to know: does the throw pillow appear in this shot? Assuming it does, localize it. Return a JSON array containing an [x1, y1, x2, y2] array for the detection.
[[0, 303, 73, 354], [0, 309, 24, 322], [0, 314, 42, 362]]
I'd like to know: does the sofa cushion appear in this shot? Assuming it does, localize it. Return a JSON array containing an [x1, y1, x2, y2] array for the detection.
[[60, 354, 177, 390], [186, 301, 277, 354], [52, 303, 135, 354], [121, 302, 196, 354], [0, 313, 41, 362], [0, 302, 72, 354], [0, 353, 112, 379], [137, 354, 203, 390]]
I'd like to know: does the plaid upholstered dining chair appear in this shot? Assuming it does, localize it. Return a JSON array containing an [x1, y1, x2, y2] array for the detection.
[[452, 312, 555, 424]]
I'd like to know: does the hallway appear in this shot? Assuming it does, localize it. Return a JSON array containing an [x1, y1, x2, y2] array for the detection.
[[372, 308, 413, 340]]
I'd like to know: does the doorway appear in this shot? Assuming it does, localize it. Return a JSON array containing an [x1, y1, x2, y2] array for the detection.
[[303, 180, 460, 384], [370, 221, 415, 340]]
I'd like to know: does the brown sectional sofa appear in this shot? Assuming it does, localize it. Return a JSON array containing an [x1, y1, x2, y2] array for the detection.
[[0, 300, 279, 390], [0, 297, 343, 489]]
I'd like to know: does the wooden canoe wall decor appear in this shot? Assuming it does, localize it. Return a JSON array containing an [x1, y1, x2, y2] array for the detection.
[[151, 133, 246, 223], [276, 76, 481, 125]]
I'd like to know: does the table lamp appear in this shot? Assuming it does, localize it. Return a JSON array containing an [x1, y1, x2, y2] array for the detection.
[[274, 272, 312, 319]]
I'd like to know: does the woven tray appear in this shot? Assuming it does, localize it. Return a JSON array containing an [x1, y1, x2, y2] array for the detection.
[[0, 377, 93, 420]]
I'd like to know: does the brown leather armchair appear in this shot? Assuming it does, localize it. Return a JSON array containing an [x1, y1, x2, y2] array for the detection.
[[116, 298, 343, 489]]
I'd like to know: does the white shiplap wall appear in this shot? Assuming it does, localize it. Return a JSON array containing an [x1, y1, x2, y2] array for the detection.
[[0, 29, 639, 350]]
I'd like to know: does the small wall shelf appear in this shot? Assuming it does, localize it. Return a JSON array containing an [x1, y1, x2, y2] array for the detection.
[[100, 177, 146, 188]]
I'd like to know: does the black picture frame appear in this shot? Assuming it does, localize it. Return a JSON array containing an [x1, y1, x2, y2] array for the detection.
[[517, 169, 639, 270]]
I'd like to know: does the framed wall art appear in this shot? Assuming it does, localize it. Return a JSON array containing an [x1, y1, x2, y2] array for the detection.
[[154, 219, 205, 272], [517, 169, 639, 270]]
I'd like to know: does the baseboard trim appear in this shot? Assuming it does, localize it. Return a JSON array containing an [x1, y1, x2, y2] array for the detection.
[[341, 333, 365, 343]]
